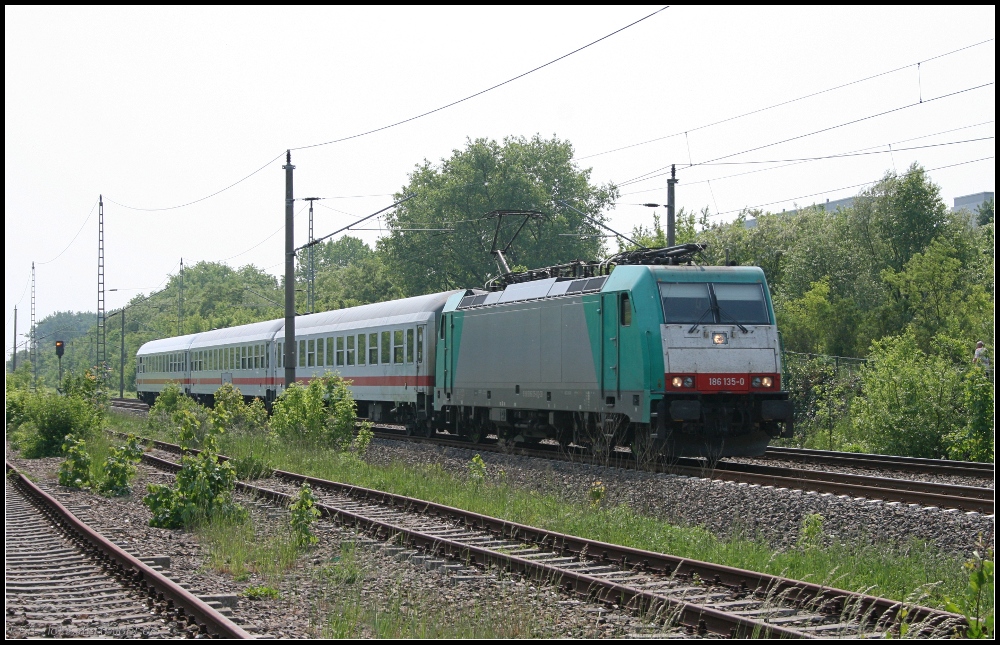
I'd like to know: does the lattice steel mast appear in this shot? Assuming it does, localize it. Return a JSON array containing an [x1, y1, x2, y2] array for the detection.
[[97, 195, 106, 368]]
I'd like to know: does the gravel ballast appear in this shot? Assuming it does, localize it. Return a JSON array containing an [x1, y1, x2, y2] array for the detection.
[[364, 437, 995, 557], [5, 450, 685, 639]]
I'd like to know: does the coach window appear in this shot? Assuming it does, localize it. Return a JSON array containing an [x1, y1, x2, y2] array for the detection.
[[357, 334, 366, 365], [393, 330, 404, 364], [406, 329, 414, 363], [316, 338, 324, 367], [381, 331, 391, 364], [307, 339, 315, 367], [336, 336, 345, 367], [620, 293, 632, 326], [369, 333, 379, 364], [347, 336, 355, 366], [417, 326, 424, 363], [256, 344, 262, 369], [298, 340, 305, 368]]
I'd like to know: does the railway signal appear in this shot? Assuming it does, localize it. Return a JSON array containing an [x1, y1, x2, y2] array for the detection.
[[55, 340, 64, 383]]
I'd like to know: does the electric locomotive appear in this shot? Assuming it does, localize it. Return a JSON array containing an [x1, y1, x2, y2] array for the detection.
[[434, 244, 792, 457]]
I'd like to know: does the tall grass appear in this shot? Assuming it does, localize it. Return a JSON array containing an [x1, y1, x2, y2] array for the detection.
[[110, 410, 986, 614], [309, 543, 566, 638]]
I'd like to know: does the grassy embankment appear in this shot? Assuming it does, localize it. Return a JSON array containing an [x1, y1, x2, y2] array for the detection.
[[108, 410, 988, 616]]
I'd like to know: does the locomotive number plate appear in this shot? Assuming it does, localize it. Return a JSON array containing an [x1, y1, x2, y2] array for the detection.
[[697, 374, 750, 392]]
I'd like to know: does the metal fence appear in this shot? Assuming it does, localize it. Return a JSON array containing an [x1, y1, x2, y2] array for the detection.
[[781, 351, 868, 450]]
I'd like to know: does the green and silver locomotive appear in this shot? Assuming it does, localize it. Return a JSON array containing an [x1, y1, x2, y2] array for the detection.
[[434, 244, 792, 457]]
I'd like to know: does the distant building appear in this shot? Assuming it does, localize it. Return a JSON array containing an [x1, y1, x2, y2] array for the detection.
[[952, 192, 994, 213], [744, 196, 854, 228], [744, 191, 993, 229]]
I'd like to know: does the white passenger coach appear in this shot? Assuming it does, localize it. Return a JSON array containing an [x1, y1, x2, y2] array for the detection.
[[135, 291, 461, 427]]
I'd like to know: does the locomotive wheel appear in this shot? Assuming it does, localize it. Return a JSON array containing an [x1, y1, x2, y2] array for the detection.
[[421, 420, 434, 438], [467, 422, 484, 444]]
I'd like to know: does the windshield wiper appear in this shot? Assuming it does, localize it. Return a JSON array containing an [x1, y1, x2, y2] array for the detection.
[[687, 308, 714, 334], [716, 306, 748, 333]]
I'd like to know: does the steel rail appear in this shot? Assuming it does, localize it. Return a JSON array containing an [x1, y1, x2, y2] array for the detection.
[[764, 446, 994, 478], [364, 428, 995, 514], [138, 444, 964, 638], [5, 461, 251, 639]]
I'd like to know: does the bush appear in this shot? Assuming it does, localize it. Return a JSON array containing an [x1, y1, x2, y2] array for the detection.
[[99, 434, 144, 496], [213, 383, 268, 435], [290, 483, 321, 546], [143, 399, 244, 528], [16, 390, 101, 458], [271, 374, 357, 448], [58, 435, 91, 488], [148, 382, 204, 433], [851, 332, 962, 458], [946, 367, 995, 462]]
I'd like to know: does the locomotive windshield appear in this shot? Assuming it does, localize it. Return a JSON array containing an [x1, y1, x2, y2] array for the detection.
[[659, 282, 770, 325]]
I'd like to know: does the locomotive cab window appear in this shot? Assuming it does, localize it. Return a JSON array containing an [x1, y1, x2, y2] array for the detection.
[[713, 283, 769, 325], [660, 283, 712, 324], [659, 282, 771, 325], [620, 293, 632, 326]]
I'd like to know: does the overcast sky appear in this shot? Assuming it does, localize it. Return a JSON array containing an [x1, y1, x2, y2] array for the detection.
[[5, 5, 995, 355]]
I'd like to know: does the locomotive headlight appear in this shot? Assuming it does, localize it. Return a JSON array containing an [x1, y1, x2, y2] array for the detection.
[[752, 376, 762, 388], [761, 376, 773, 388], [712, 332, 728, 345], [671, 376, 683, 388], [683, 377, 694, 388]]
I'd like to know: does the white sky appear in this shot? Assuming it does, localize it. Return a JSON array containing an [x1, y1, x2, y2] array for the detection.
[[4, 5, 995, 354]]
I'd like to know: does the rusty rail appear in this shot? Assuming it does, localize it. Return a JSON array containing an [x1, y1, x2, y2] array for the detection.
[[5, 461, 251, 639]]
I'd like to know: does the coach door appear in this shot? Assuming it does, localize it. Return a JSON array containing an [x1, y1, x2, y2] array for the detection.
[[442, 314, 455, 399], [600, 292, 620, 405]]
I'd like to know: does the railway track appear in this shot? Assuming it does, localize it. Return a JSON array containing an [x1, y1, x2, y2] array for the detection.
[[367, 429, 995, 514], [138, 442, 965, 639], [763, 446, 995, 479], [4, 461, 250, 639], [107, 399, 994, 513]]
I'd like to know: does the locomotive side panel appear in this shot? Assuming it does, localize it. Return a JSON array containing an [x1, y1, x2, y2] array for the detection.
[[446, 297, 601, 413]]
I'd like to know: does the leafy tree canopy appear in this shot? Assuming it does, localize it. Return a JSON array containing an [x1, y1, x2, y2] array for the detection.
[[379, 134, 618, 296]]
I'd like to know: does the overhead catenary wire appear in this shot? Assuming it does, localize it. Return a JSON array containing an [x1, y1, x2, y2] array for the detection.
[[578, 37, 995, 161], [105, 151, 286, 212], [708, 156, 994, 218], [645, 136, 995, 172], [618, 81, 995, 187], [36, 198, 100, 265], [290, 6, 670, 152], [619, 120, 996, 197]]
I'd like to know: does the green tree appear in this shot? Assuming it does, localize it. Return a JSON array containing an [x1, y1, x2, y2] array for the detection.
[[851, 332, 962, 458], [380, 135, 617, 296], [621, 208, 705, 251], [976, 198, 994, 227]]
